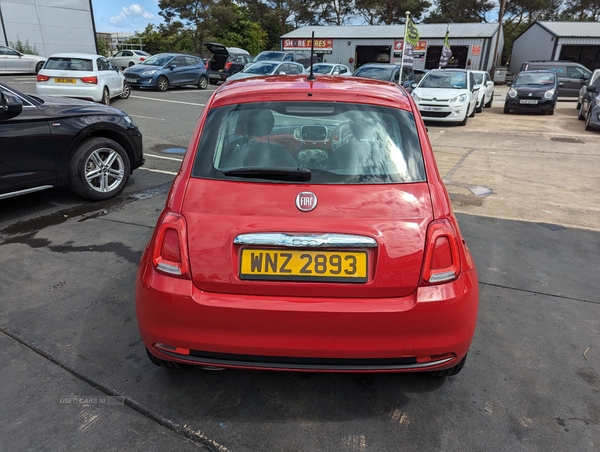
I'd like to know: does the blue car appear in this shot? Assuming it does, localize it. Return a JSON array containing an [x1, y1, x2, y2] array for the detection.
[[123, 53, 208, 91], [579, 72, 600, 131]]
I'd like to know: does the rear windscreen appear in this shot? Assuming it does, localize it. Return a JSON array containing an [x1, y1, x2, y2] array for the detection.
[[191, 102, 426, 184], [45, 57, 92, 71]]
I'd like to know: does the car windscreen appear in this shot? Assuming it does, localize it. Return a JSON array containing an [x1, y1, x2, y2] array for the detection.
[[514, 72, 555, 86], [191, 102, 426, 184], [139, 55, 172, 66], [353, 67, 393, 81], [45, 57, 93, 71], [254, 52, 285, 63], [313, 65, 334, 74], [244, 62, 278, 74], [419, 71, 467, 89]]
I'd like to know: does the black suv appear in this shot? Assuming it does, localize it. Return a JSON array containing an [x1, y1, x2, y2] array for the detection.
[[204, 43, 252, 85], [0, 82, 144, 201]]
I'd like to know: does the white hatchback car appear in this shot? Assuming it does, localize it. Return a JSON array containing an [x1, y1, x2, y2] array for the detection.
[[36, 53, 130, 105], [411, 69, 479, 126], [471, 70, 495, 112], [311, 63, 352, 76], [108, 50, 151, 70]]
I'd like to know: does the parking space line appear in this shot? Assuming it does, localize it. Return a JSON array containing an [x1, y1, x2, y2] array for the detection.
[[130, 114, 164, 121], [145, 153, 183, 161], [139, 167, 178, 176], [130, 95, 205, 106]]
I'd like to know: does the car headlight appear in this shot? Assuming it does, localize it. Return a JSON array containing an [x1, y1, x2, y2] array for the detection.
[[544, 89, 555, 99], [450, 93, 467, 103], [508, 88, 518, 98], [123, 115, 137, 127], [142, 70, 157, 75], [411, 92, 421, 102]]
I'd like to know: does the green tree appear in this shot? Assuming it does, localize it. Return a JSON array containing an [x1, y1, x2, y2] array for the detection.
[[425, 0, 495, 22], [312, 0, 356, 25], [9, 37, 39, 55], [355, 0, 431, 25]]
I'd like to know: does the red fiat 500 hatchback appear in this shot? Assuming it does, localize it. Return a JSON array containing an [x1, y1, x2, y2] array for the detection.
[[135, 73, 479, 376]]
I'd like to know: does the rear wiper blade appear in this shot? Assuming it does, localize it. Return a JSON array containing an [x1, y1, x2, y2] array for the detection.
[[222, 166, 312, 181]]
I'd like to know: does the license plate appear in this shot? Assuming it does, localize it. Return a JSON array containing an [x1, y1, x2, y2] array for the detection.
[[126, 78, 136, 83], [421, 106, 444, 112], [239, 248, 368, 282], [54, 78, 75, 84], [520, 99, 538, 104]]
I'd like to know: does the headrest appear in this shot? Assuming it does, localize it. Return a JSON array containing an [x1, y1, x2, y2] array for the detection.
[[244, 109, 275, 138]]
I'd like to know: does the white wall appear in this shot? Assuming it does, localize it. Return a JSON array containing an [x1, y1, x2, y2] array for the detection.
[[0, 0, 96, 56], [510, 23, 555, 74]]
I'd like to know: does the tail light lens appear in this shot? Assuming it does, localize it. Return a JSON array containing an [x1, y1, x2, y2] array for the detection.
[[139, 57, 146, 62], [421, 219, 461, 284], [80, 76, 98, 84], [152, 212, 190, 279], [225, 61, 233, 70], [37, 74, 50, 82]]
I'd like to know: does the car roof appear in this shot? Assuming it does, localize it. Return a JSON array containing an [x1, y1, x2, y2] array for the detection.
[[357, 63, 398, 68], [211, 74, 411, 110], [47, 53, 103, 59]]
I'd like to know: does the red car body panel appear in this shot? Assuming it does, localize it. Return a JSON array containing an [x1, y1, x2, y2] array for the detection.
[[135, 75, 479, 373]]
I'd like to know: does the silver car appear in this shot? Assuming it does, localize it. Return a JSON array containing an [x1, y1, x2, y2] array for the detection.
[[108, 50, 151, 70], [0, 45, 46, 74]]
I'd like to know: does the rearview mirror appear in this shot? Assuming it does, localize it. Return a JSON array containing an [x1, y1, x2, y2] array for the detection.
[[0, 92, 24, 120]]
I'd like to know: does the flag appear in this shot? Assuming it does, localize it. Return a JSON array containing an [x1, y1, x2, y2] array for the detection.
[[403, 42, 414, 68], [405, 17, 420, 47], [439, 28, 452, 68]]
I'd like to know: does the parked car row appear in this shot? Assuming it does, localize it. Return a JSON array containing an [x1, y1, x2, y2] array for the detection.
[[409, 68, 494, 126]]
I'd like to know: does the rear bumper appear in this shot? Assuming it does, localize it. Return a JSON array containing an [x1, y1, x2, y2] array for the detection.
[[36, 83, 102, 102], [135, 261, 479, 372]]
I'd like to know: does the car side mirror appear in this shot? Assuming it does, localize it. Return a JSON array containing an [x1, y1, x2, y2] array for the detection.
[[168, 65, 176, 70], [558, 82, 564, 87], [506, 82, 512, 87], [486, 81, 493, 86], [0, 92, 24, 120], [333, 71, 339, 75], [473, 85, 480, 91], [279, 71, 286, 75], [580, 79, 588, 85], [411, 83, 417, 89], [587, 85, 598, 93]]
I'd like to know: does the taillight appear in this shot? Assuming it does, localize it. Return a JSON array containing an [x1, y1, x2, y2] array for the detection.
[[80, 76, 98, 84], [225, 61, 233, 70], [139, 57, 146, 61], [37, 74, 50, 82], [152, 212, 190, 279], [421, 219, 461, 284]]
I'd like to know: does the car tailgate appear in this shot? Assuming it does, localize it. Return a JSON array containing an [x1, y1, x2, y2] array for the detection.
[[182, 179, 433, 298]]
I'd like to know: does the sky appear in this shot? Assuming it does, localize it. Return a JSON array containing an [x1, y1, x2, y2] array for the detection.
[[91, 1, 163, 34]]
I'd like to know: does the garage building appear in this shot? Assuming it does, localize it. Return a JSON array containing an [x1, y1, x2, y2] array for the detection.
[[510, 21, 600, 74], [280, 23, 503, 74], [0, 0, 96, 57]]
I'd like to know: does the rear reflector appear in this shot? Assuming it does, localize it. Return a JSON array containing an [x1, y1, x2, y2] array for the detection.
[[421, 219, 461, 284], [152, 212, 190, 278]]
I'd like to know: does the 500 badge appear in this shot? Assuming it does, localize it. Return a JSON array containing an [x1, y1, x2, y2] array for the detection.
[[239, 248, 368, 282]]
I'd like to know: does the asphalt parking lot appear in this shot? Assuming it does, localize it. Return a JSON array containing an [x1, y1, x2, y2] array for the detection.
[[1, 74, 599, 451]]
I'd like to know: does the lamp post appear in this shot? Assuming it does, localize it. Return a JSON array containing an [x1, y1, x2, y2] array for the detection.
[[490, 0, 506, 77]]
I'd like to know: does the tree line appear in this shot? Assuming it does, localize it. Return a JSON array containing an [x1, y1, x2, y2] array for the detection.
[[121, 0, 600, 62]]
